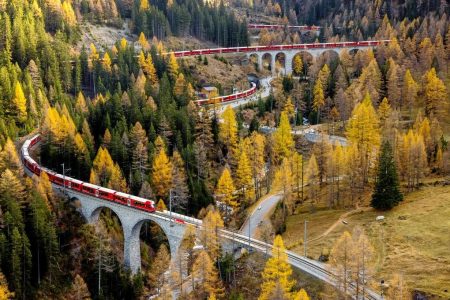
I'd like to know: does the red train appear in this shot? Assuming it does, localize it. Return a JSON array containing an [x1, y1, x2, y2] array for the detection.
[[170, 40, 390, 58], [194, 82, 257, 106], [247, 24, 321, 31], [21, 135, 156, 213]]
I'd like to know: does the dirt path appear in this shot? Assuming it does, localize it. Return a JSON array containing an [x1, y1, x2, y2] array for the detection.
[[307, 206, 373, 245]]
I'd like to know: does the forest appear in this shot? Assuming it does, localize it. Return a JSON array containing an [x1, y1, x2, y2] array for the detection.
[[0, 0, 449, 299]]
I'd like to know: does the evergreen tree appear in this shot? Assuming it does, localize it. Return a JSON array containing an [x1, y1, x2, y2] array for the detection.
[[149, 244, 170, 293], [192, 250, 224, 299], [219, 106, 238, 158], [11, 81, 27, 124], [272, 111, 294, 163], [293, 55, 303, 75], [235, 149, 254, 203], [171, 150, 189, 212], [215, 167, 236, 209], [151, 143, 173, 198], [371, 141, 403, 210], [259, 235, 295, 300]]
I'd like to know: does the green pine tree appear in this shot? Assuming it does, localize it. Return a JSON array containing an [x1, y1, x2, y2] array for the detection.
[[371, 141, 403, 210]]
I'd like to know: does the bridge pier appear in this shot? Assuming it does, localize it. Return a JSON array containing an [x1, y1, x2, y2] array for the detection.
[[257, 55, 263, 72], [67, 190, 187, 274], [271, 55, 276, 75], [285, 52, 294, 75]]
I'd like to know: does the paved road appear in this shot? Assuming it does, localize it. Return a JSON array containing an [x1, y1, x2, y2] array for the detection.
[[240, 193, 283, 238], [258, 125, 348, 146]]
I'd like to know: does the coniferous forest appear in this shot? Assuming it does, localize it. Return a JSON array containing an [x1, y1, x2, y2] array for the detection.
[[0, 0, 449, 299]]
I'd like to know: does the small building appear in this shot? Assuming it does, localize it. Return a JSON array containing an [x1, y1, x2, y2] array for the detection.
[[201, 86, 219, 98]]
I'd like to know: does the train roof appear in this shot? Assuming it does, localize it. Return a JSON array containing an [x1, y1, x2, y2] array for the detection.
[[82, 182, 100, 190], [23, 140, 31, 149], [66, 176, 84, 185], [115, 191, 130, 198], [129, 194, 153, 203], [98, 186, 117, 194], [25, 156, 37, 165]]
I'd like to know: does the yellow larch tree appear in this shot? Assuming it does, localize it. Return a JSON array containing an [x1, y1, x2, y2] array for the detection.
[[111, 45, 118, 56], [329, 231, 354, 298], [352, 228, 375, 299], [0, 169, 27, 206], [144, 54, 158, 85], [154, 135, 166, 154], [331, 144, 345, 207], [138, 32, 149, 50], [386, 58, 401, 107], [149, 244, 171, 294], [208, 293, 217, 300], [12, 81, 27, 123], [283, 96, 295, 119], [108, 162, 127, 192], [74, 133, 89, 163], [167, 52, 179, 80], [41, 107, 76, 146], [0, 138, 22, 174], [272, 111, 294, 163], [423, 68, 447, 120], [138, 51, 146, 67], [417, 116, 433, 156], [293, 289, 310, 300], [192, 250, 224, 299], [76, 92, 88, 113], [291, 152, 304, 202], [173, 73, 186, 97], [293, 55, 303, 75], [273, 157, 294, 213], [345, 93, 380, 185], [259, 235, 295, 300], [36, 171, 53, 208], [246, 132, 266, 198], [102, 128, 111, 149], [139, 0, 149, 11], [199, 208, 224, 260], [89, 43, 99, 61], [235, 150, 254, 203], [398, 130, 427, 191], [152, 146, 173, 198], [219, 106, 238, 155], [215, 167, 237, 209], [156, 199, 167, 211], [349, 58, 382, 104], [102, 52, 112, 73], [313, 78, 325, 123], [306, 154, 319, 205], [378, 97, 391, 124], [62, 0, 77, 26], [120, 38, 128, 50], [0, 272, 14, 300], [90, 147, 116, 187], [318, 63, 330, 92]]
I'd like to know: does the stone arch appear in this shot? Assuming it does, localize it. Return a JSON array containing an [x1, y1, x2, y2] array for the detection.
[[317, 49, 340, 64], [129, 218, 171, 272], [261, 53, 273, 72], [89, 205, 124, 225], [291, 51, 314, 78], [275, 52, 286, 75], [125, 215, 186, 274]]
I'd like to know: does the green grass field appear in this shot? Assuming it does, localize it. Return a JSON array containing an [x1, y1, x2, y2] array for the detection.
[[283, 184, 450, 298]]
